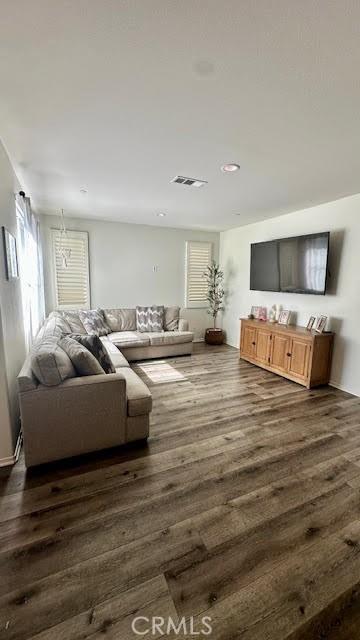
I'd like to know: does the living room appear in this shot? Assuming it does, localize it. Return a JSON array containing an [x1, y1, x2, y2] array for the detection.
[[1, 2, 360, 639]]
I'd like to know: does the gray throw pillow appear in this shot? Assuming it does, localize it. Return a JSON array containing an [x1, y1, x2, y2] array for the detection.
[[59, 336, 105, 376], [31, 337, 76, 386], [61, 311, 87, 334], [70, 334, 116, 374], [79, 308, 110, 336], [103, 308, 136, 332], [164, 306, 180, 331], [48, 311, 72, 335], [136, 306, 164, 332]]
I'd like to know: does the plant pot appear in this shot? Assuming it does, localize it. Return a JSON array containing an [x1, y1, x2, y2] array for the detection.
[[205, 328, 225, 345]]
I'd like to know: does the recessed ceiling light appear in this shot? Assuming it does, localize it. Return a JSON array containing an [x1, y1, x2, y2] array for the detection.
[[80, 188, 88, 194], [221, 163, 240, 173], [157, 212, 167, 217]]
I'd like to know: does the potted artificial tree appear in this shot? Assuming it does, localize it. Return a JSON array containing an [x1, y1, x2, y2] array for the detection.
[[204, 261, 225, 345]]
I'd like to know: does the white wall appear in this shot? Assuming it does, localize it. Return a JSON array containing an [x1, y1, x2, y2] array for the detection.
[[220, 193, 360, 396], [41, 215, 219, 341], [0, 141, 26, 462]]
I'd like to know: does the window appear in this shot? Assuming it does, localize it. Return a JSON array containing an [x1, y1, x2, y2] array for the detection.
[[51, 229, 90, 309], [185, 241, 212, 308], [16, 196, 45, 349]]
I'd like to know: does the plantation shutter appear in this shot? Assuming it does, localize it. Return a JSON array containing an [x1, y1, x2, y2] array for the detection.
[[51, 229, 90, 309], [185, 241, 212, 308]]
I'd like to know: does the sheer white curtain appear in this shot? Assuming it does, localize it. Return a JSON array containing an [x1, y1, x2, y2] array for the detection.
[[16, 194, 45, 349]]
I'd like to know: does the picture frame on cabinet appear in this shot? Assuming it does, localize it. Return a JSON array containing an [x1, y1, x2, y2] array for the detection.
[[278, 310, 291, 325], [258, 306, 267, 321], [315, 315, 328, 333], [250, 306, 267, 321], [306, 316, 316, 330]]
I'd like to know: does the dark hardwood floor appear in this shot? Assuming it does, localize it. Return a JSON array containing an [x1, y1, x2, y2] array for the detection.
[[1, 343, 360, 639]]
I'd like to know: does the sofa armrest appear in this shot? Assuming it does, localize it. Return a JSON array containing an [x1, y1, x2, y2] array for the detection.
[[178, 318, 189, 331], [19, 373, 127, 466]]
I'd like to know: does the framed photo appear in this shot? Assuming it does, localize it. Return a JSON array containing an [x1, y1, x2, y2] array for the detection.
[[258, 306, 267, 321], [315, 315, 327, 333], [278, 310, 291, 325], [306, 316, 316, 330], [2, 227, 19, 280], [250, 306, 267, 321]]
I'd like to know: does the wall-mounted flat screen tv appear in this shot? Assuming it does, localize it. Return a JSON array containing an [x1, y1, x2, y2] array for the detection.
[[250, 232, 330, 295]]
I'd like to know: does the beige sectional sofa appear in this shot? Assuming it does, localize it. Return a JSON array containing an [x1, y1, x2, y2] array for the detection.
[[18, 307, 193, 467]]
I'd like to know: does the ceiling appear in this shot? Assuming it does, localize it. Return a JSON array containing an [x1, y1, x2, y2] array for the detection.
[[1, 1, 360, 231]]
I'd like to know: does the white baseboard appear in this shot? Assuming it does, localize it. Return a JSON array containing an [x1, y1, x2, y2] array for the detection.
[[0, 431, 22, 468], [329, 379, 358, 395]]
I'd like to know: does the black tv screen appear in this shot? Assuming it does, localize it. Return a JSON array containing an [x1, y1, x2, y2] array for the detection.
[[250, 232, 330, 295]]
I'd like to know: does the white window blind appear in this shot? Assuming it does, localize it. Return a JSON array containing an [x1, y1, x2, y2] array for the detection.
[[185, 241, 212, 308], [51, 229, 90, 309]]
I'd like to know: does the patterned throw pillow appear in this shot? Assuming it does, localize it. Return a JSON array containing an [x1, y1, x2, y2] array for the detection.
[[79, 309, 110, 336], [59, 336, 105, 376], [70, 334, 116, 374], [136, 306, 164, 332]]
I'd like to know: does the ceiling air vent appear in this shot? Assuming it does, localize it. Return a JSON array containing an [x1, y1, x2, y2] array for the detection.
[[170, 175, 208, 188]]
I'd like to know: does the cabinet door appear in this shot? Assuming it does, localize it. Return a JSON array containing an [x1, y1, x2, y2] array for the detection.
[[255, 328, 272, 365], [288, 337, 311, 381], [270, 333, 290, 373], [241, 325, 257, 358]]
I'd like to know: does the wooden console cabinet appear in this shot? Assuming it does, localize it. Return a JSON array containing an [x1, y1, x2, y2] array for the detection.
[[240, 318, 334, 388]]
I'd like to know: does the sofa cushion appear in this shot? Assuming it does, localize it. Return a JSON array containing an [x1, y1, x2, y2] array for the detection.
[[164, 306, 180, 331], [108, 331, 150, 348], [103, 308, 136, 332], [31, 337, 76, 386], [136, 306, 164, 332], [100, 337, 130, 368], [79, 308, 110, 336], [117, 367, 152, 417], [59, 336, 105, 376], [61, 311, 87, 334], [70, 334, 116, 374], [146, 330, 194, 346]]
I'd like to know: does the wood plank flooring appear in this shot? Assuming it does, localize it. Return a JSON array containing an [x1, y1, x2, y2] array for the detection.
[[1, 344, 360, 639]]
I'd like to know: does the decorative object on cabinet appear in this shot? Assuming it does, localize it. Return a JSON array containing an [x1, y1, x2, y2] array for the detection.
[[251, 306, 267, 321], [278, 310, 291, 325], [306, 316, 316, 330], [239, 318, 334, 389], [258, 307, 267, 321], [315, 315, 328, 333], [268, 305, 277, 323]]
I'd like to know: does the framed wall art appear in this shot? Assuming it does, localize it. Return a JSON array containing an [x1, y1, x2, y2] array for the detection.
[[2, 227, 19, 280]]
